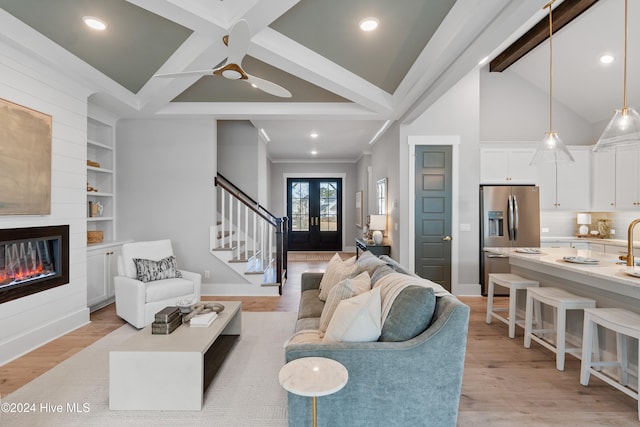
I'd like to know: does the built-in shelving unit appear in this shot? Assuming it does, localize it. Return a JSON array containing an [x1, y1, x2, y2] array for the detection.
[[87, 116, 115, 245]]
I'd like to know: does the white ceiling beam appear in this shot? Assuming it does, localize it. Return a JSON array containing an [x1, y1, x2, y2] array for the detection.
[[399, 0, 548, 124], [136, 34, 226, 113], [155, 102, 383, 120], [250, 28, 393, 115]]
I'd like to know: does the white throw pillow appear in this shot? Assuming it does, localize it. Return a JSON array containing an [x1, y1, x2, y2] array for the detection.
[[319, 253, 358, 301], [323, 287, 382, 343], [318, 273, 372, 338]]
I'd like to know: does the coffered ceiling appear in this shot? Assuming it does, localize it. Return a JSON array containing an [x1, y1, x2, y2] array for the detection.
[[1, 0, 628, 160]]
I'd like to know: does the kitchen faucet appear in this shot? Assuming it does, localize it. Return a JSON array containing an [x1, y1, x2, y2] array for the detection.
[[627, 218, 640, 267]]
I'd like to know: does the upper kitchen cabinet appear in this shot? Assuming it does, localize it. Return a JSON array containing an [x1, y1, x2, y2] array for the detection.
[[591, 149, 616, 211], [480, 146, 537, 184], [615, 146, 640, 210], [538, 146, 590, 210]]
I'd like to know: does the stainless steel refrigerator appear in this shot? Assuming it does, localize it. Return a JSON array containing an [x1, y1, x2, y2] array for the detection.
[[480, 185, 540, 295]]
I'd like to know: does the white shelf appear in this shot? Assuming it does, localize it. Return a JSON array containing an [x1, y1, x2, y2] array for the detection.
[[88, 138, 112, 150], [87, 192, 114, 197], [87, 165, 113, 174], [88, 216, 114, 222]]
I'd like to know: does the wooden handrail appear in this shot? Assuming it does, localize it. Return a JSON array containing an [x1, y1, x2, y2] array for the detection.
[[215, 173, 280, 225]]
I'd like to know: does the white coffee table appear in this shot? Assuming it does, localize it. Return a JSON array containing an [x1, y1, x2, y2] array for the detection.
[[279, 357, 348, 427], [109, 301, 241, 410]]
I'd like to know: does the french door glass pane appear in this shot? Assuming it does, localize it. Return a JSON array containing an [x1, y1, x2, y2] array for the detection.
[[291, 182, 309, 231], [320, 182, 338, 231]]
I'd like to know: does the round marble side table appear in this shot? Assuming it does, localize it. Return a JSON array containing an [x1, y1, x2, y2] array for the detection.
[[279, 357, 348, 427]]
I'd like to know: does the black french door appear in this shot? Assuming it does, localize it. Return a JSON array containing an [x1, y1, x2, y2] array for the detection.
[[287, 178, 342, 251]]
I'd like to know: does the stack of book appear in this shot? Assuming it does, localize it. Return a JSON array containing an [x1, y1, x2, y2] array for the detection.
[[152, 306, 182, 335], [189, 311, 218, 327]]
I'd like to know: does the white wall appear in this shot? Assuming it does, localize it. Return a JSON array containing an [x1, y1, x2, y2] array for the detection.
[[401, 69, 481, 295], [116, 118, 229, 282], [269, 162, 358, 250], [371, 125, 401, 251], [217, 121, 264, 204], [480, 66, 595, 145], [0, 40, 91, 364]]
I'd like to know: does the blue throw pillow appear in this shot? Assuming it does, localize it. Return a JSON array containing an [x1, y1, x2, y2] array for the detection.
[[379, 286, 436, 342]]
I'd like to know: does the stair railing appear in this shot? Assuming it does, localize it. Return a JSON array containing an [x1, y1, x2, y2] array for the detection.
[[215, 173, 288, 294]]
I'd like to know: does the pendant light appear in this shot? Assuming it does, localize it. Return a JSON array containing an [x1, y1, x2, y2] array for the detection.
[[531, 0, 574, 165], [593, 0, 640, 151]]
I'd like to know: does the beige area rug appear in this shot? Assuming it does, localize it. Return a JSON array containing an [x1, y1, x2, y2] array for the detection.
[[0, 312, 297, 427]]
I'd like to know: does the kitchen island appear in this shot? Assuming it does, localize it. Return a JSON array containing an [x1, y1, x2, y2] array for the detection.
[[484, 247, 640, 361]]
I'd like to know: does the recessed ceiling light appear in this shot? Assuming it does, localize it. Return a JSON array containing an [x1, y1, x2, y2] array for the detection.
[[310, 132, 319, 138], [310, 150, 318, 155], [359, 17, 379, 32], [600, 54, 614, 64], [83, 16, 107, 31]]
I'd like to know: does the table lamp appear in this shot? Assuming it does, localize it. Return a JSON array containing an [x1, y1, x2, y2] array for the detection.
[[577, 213, 591, 235], [369, 214, 386, 245]]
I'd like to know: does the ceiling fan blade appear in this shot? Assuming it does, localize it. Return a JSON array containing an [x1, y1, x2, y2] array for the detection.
[[227, 19, 251, 66], [245, 74, 292, 98], [154, 70, 213, 78]]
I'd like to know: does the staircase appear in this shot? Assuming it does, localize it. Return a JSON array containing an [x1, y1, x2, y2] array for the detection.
[[209, 174, 287, 296]]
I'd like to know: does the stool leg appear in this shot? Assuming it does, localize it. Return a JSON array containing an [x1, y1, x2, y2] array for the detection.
[[524, 292, 533, 348], [508, 286, 517, 338], [556, 306, 566, 371], [486, 278, 494, 324], [580, 314, 593, 386], [618, 332, 629, 386]]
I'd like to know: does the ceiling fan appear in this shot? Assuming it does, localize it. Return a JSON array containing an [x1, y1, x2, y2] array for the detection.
[[154, 19, 292, 98]]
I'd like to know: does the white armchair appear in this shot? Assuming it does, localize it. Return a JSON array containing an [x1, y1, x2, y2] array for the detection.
[[114, 239, 201, 328]]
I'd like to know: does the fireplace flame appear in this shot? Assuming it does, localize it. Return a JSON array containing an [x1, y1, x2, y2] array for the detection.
[[1, 241, 54, 288]]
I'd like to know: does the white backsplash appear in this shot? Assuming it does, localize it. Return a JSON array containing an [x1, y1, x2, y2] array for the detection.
[[541, 210, 640, 241]]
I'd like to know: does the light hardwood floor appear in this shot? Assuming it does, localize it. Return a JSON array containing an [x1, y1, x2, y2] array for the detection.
[[1, 254, 637, 425]]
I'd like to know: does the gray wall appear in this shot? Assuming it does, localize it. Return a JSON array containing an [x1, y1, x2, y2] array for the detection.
[[217, 120, 270, 206], [401, 69, 480, 294], [480, 66, 595, 144], [116, 118, 238, 283], [269, 162, 358, 250]]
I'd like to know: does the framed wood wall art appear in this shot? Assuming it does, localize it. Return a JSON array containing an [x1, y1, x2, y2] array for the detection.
[[0, 98, 52, 215]]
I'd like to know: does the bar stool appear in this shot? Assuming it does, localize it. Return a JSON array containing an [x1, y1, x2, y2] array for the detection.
[[524, 287, 596, 371], [486, 273, 539, 338], [580, 308, 640, 420]]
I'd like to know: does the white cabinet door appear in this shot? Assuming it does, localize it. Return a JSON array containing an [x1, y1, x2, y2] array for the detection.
[[87, 249, 107, 307], [87, 244, 122, 308], [556, 149, 590, 210], [480, 147, 536, 184], [615, 147, 640, 210], [508, 149, 537, 184], [480, 149, 510, 183], [538, 148, 590, 210], [589, 243, 605, 253], [107, 246, 121, 298], [591, 150, 616, 210]]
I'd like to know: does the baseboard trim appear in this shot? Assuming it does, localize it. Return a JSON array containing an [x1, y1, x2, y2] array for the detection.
[[454, 282, 481, 296], [0, 307, 90, 365]]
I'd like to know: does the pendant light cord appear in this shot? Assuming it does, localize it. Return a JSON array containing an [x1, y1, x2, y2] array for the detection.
[[546, 0, 554, 133], [623, 0, 628, 110]]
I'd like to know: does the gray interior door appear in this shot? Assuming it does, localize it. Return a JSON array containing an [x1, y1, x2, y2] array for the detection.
[[415, 145, 452, 291]]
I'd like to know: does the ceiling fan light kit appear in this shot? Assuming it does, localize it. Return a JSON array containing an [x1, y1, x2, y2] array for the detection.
[[531, 0, 574, 165], [154, 19, 292, 98], [594, 0, 640, 151]]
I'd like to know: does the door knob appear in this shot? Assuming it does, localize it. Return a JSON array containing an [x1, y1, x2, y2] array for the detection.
[[442, 235, 452, 241]]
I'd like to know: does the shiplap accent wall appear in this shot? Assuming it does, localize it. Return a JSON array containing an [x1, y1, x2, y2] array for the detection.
[[0, 40, 91, 364]]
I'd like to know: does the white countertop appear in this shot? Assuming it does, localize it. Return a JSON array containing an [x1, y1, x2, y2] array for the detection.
[[484, 247, 640, 298]]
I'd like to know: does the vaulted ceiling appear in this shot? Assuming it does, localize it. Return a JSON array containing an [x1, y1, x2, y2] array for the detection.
[[1, 0, 634, 160]]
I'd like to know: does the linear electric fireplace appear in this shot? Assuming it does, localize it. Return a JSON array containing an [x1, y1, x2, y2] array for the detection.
[[0, 225, 69, 304]]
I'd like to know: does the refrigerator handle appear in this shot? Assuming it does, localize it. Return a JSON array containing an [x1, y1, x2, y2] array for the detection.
[[513, 194, 519, 241], [507, 195, 514, 241]]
